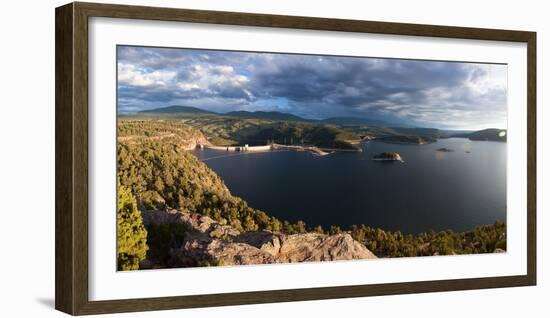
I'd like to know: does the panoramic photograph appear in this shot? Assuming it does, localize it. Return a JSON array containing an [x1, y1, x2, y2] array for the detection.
[[116, 45, 507, 271]]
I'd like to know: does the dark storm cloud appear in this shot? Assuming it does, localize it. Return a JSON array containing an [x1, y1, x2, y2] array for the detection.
[[117, 46, 507, 129], [250, 56, 466, 105]]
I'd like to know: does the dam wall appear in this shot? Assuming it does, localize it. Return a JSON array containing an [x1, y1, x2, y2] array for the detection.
[[204, 144, 272, 152]]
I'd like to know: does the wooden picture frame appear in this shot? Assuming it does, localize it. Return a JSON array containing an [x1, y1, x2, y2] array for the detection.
[[55, 2, 536, 315]]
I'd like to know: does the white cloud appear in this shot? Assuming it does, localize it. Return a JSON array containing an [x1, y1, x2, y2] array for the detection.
[[179, 63, 249, 90], [119, 61, 251, 100], [464, 64, 507, 95], [177, 83, 200, 91], [118, 63, 176, 87]]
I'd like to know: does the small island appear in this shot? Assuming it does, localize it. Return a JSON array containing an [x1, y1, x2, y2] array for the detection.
[[436, 148, 453, 152], [372, 152, 404, 162]]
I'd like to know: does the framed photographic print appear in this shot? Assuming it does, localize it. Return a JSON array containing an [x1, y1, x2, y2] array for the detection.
[[55, 2, 536, 315]]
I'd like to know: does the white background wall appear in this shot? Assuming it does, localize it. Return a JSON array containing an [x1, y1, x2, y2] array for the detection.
[[0, 0, 547, 316]]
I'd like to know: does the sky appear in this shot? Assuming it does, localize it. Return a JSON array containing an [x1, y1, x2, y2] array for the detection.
[[117, 45, 507, 130]]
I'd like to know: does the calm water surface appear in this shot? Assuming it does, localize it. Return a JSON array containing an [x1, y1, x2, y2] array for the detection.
[[193, 138, 506, 234]]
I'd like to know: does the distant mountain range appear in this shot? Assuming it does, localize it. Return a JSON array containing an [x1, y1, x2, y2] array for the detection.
[[139, 105, 217, 115], [134, 106, 506, 141], [137, 105, 397, 126]]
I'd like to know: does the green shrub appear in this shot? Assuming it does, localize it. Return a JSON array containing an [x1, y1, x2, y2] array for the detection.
[[145, 222, 188, 265], [117, 182, 148, 270]]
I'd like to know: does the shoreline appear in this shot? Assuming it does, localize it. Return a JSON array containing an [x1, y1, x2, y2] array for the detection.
[[200, 142, 362, 156]]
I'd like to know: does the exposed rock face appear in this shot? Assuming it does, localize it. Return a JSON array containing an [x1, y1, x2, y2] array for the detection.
[[280, 233, 376, 262], [141, 210, 376, 268], [173, 239, 278, 266], [142, 209, 239, 239]]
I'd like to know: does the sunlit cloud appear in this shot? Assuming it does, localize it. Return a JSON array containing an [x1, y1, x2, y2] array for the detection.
[[117, 46, 507, 130]]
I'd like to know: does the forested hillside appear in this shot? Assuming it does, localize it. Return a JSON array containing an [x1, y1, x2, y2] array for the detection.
[[117, 120, 507, 269]]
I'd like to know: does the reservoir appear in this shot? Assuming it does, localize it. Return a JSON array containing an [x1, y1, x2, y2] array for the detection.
[[193, 138, 506, 234]]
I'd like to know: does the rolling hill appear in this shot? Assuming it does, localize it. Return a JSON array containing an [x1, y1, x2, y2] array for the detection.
[[459, 128, 507, 141], [128, 106, 506, 143], [138, 105, 217, 115]]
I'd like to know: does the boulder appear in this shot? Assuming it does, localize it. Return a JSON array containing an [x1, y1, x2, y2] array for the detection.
[[171, 238, 278, 266], [142, 210, 377, 268], [278, 233, 377, 262]]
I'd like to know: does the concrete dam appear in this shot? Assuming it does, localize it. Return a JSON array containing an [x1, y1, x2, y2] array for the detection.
[[197, 143, 361, 156]]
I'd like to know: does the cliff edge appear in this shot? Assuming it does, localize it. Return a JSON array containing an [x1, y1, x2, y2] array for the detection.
[[141, 210, 377, 268]]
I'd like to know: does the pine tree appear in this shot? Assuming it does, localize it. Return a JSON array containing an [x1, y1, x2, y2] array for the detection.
[[117, 181, 148, 270]]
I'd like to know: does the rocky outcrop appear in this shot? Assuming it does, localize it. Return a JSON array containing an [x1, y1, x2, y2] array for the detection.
[[372, 151, 403, 161], [142, 209, 239, 239], [141, 210, 377, 268]]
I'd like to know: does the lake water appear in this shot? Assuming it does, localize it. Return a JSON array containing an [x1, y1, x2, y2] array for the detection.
[[192, 138, 506, 234]]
